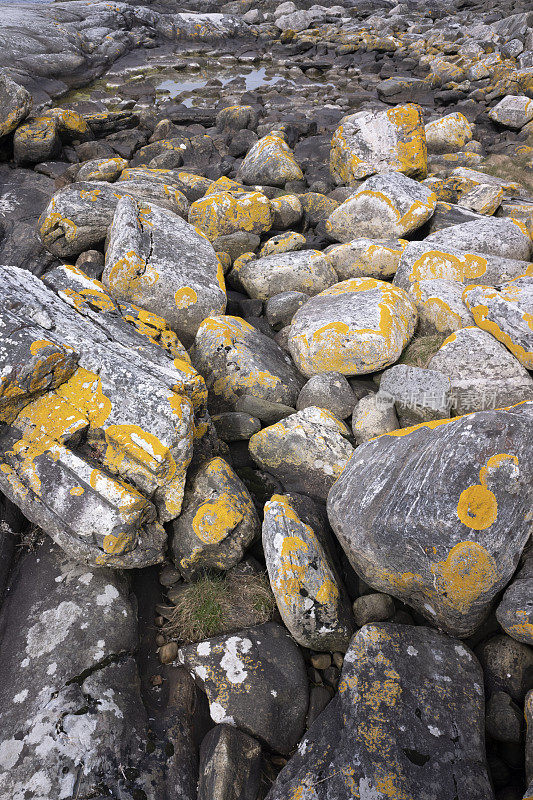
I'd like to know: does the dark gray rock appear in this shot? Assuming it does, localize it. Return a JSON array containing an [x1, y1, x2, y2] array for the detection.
[[179, 622, 308, 755], [496, 555, 533, 645], [297, 372, 357, 419], [198, 724, 262, 800], [0, 539, 150, 800], [266, 624, 494, 800], [477, 634, 533, 703], [485, 692, 523, 744], [0, 71, 32, 137]]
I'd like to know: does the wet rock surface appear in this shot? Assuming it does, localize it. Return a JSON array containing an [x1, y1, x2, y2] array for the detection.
[[1, 0, 533, 796]]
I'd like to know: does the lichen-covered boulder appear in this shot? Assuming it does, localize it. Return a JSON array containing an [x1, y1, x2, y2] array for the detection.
[[0, 72, 32, 137], [38, 179, 189, 257], [326, 172, 436, 242], [488, 95, 533, 129], [297, 372, 356, 419], [424, 217, 533, 262], [288, 278, 417, 377], [189, 190, 272, 240], [429, 327, 533, 415], [249, 407, 354, 500], [330, 103, 427, 183], [237, 134, 303, 187], [270, 194, 303, 229], [191, 315, 304, 408], [14, 116, 61, 165], [77, 156, 128, 182], [102, 195, 226, 345], [178, 623, 308, 754], [0, 539, 153, 800], [394, 240, 533, 291], [327, 406, 533, 637], [496, 556, 533, 645], [408, 278, 475, 335], [463, 278, 533, 369], [0, 264, 206, 567], [266, 624, 494, 800], [171, 457, 259, 579], [119, 167, 213, 201], [326, 237, 408, 280], [263, 494, 354, 650], [216, 104, 259, 132], [259, 231, 306, 258], [425, 112, 473, 154], [233, 249, 337, 300]]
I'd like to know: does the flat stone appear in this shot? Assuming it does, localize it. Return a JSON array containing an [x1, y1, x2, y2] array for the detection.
[[233, 249, 337, 301], [379, 364, 452, 427]]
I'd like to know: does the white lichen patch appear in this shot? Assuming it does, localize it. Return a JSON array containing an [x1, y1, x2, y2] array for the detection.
[[96, 584, 119, 606], [220, 637, 251, 684], [26, 601, 82, 658]]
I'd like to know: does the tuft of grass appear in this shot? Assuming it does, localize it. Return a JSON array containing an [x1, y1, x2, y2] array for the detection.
[[163, 570, 276, 644]]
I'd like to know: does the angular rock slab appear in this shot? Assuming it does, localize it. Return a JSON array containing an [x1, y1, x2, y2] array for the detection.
[[249, 407, 354, 501], [288, 278, 417, 377], [0, 72, 32, 137], [171, 457, 259, 579], [263, 494, 354, 651], [103, 195, 226, 345], [429, 327, 533, 415], [198, 724, 262, 800], [488, 95, 533, 129], [409, 278, 475, 335], [326, 172, 436, 242], [463, 277, 533, 369], [266, 624, 494, 800], [0, 539, 149, 800], [178, 622, 308, 755], [233, 249, 337, 301], [327, 406, 533, 637], [237, 134, 303, 187], [330, 103, 427, 183], [496, 556, 533, 645], [37, 179, 189, 258], [0, 265, 204, 567], [192, 315, 304, 407]]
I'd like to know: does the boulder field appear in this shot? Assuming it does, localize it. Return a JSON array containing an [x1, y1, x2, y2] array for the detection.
[[0, 0, 532, 798]]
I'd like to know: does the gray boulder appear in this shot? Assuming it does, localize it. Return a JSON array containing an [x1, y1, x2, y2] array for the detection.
[[0, 72, 32, 137]]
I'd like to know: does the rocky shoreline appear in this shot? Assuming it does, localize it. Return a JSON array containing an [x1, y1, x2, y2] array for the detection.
[[0, 1, 532, 798]]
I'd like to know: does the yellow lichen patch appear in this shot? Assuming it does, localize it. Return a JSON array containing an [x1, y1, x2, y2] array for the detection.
[[410, 250, 488, 283], [188, 190, 272, 240], [106, 249, 160, 302], [39, 200, 77, 245], [69, 486, 85, 496], [192, 491, 245, 544], [102, 529, 137, 556], [174, 286, 198, 310], [432, 541, 498, 609], [456, 484, 498, 530], [29, 339, 57, 355], [104, 423, 176, 483], [56, 367, 112, 428]]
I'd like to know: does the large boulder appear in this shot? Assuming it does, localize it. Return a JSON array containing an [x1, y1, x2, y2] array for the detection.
[[102, 195, 226, 345], [191, 315, 304, 408], [237, 134, 303, 187], [249, 407, 354, 500], [0, 72, 32, 137], [232, 249, 337, 300], [463, 277, 533, 369], [327, 406, 533, 637], [423, 217, 533, 262], [394, 241, 532, 291], [488, 95, 533, 129], [326, 172, 436, 242], [428, 327, 533, 415], [330, 104, 428, 183], [262, 493, 354, 650], [171, 457, 259, 579], [38, 179, 189, 258], [288, 278, 417, 377], [0, 539, 150, 800], [178, 623, 308, 754], [0, 265, 206, 567], [266, 624, 494, 800]]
